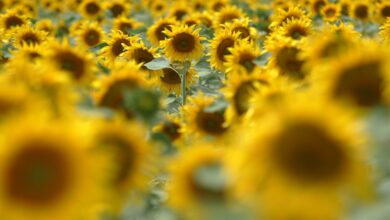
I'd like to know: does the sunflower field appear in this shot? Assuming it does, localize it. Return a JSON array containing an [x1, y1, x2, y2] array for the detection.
[[2, 0, 390, 219]]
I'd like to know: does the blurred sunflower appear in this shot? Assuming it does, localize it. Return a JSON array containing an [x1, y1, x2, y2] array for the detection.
[[74, 21, 105, 48], [214, 5, 244, 29], [161, 25, 205, 62], [104, 0, 130, 18], [147, 17, 178, 46], [0, 9, 29, 32], [380, 18, 390, 43], [155, 65, 197, 95], [269, 6, 309, 30], [209, 29, 240, 72], [121, 41, 159, 71], [223, 17, 258, 42], [351, 1, 371, 21], [153, 114, 184, 145], [376, 1, 390, 23], [224, 41, 261, 74], [112, 16, 142, 36], [321, 3, 341, 22], [11, 25, 48, 47], [79, 0, 103, 19]]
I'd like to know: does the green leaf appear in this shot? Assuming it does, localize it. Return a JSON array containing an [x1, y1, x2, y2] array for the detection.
[[145, 57, 172, 71]]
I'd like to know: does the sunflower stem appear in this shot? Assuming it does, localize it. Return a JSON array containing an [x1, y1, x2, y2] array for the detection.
[[179, 61, 191, 105]]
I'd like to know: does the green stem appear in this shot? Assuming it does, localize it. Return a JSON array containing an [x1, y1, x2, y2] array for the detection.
[[179, 61, 191, 105]]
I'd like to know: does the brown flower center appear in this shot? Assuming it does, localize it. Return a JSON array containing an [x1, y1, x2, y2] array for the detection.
[[174, 10, 187, 20], [21, 32, 40, 45], [118, 22, 133, 34], [286, 25, 308, 40], [155, 23, 172, 41], [233, 80, 266, 115], [271, 122, 346, 183], [161, 121, 181, 141], [85, 2, 100, 15], [54, 51, 86, 80], [5, 15, 24, 29], [275, 47, 305, 80], [232, 26, 250, 39], [196, 111, 227, 135], [238, 53, 256, 73], [354, 4, 369, 20], [160, 68, 181, 84], [216, 38, 235, 62], [111, 38, 130, 57], [5, 142, 70, 206], [333, 61, 384, 107], [313, 0, 326, 14], [381, 5, 390, 18], [132, 48, 154, 68], [220, 13, 239, 24], [110, 4, 124, 18], [84, 29, 100, 46], [172, 32, 196, 53]]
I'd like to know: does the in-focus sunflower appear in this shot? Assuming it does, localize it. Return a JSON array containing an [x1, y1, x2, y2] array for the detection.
[[93, 61, 147, 117], [75, 21, 105, 48], [161, 25, 205, 62], [45, 40, 95, 84], [147, 17, 178, 46], [99, 31, 139, 67], [224, 41, 261, 74], [321, 3, 341, 22], [167, 145, 235, 219], [181, 93, 229, 140], [0, 116, 107, 220], [12, 25, 48, 47], [209, 29, 240, 72], [276, 18, 312, 43], [79, 0, 103, 19], [112, 16, 142, 36], [0, 9, 29, 32], [238, 96, 371, 220], [318, 43, 390, 108], [94, 119, 154, 212], [155, 65, 197, 95]]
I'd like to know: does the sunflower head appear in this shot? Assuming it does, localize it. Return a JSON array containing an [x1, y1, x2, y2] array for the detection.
[[112, 16, 142, 36], [147, 18, 178, 46], [12, 25, 48, 47], [121, 41, 158, 71], [79, 0, 102, 19], [351, 2, 371, 21], [74, 21, 104, 48], [0, 9, 29, 32], [225, 41, 261, 74], [155, 65, 197, 95], [209, 29, 240, 71], [321, 3, 341, 22], [214, 5, 244, 29]]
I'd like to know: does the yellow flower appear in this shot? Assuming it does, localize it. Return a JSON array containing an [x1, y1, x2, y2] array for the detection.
[[310, 0, 327, 15], [275, 17, 312, 43], [321, 3, 341, 22], [0, 9, 29, 32], [155, 65, 197, 95], [167, 3, 193, 21], [35, 19, 55, 36], [238, 95, 372, 220], [207, 0, 229, 12], [112, 16, 142, 36], [222, 17, 259, 42], [147, 17, 178, 47], [351, 1, 371, 22], [0, 116, 107, 220], [270, 5, 310, 30], [224, 41, 261, 74], [104, 0, 130, 18], [121, 41, 159, 71], [74, 21, 105, 48], [149, 1, 168, 18], [161, 24, 205, 62], [79, 0, 103, 19], [153, 114, 184, 145], [209, 29, 240, 72], [375, 1, 390, 23], [380, 18, 390, 43], [214, 5, 245, 29]]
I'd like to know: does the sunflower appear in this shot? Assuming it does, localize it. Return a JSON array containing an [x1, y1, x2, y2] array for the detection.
[[35, 19, 55, 36], [161, 24, 205, 62], [224, 41, 261, 74], [310, 0, 327, 15], [153, 114, 184, 145], [0, 9, 29, 32], [275, 18, 312, 43], [181, 93, 229, 140], [93, 119, 154, 212], [238, 96, 371, 220], [214, 5, 244, 29], [0, 116, 107, 220], [121, 41, 159, 71], [222, 70, 270, 126], [104, 0, 130, 18], [74, 21, 104, 48], [209, 29, 240, 72], [207, 0, 229, 12], [93, 61, 147, 117], [167, 3, 192, 21], [99, 31, 139, 67], [351, 1, 371, 21], [380, 18, 390, 43], [150, 1, 168, 18], [8, 44, 46, 64], [79, 0, 103, 19], [269, 6, 310, 30], [376, 1, 390, 23], [112, 16, 142, 36], [167, 145, 235, 218], [321, 3, 341, 22], [340, 0, 352, 16], [147, 17, 178, 46], [155, 65, 197, 95], [223, 17, 258, 42], [11, 25, 48, 47], [317, 42, 390, 108]]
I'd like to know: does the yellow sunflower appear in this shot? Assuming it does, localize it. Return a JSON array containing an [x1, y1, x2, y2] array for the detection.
[[121, 41, 159, 71], [222, 17, 258, 42], [155, 65, 197, 95], [321, 3, 341, 22], [161, 24, 205, 62], [93, 61, 147, 117], [8, 43, 45, 64], [0, 9, 29, 32], [112, 16, 142, 36], [79, 0, 103, 19], [237, 95, 372, 220], [0, 116, 107, 220], [310, 0, 327, 15], [167, 144, 236, 219], [35, 19, 55, 36], [375, 2, 390, 23], [214, 5, 245, 29], [104, 0, 130, 18], [45, 40, 95, 84], [74, 21, 105, 48], [150, 1, 168, 18], [380, 18, 390, 43], [153, 114, 184, 146], [147, 17, 178, 47], [207, 0, 229, 12], [351, 1, 371, 22], [275, 17, 312, 43], [269, 5, 310, 30], [99, 31, 139, 67], [209, 29, 240, 72], [224, 41, 261, 74], [167, 3, 192, 21]]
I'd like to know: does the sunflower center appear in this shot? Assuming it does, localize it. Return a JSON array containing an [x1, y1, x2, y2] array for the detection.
[[5, 143, 69, 206], [381, 6, 390, 18], [238, 53, 256, 72], [190, 162, 228, 200], [111, 38, 130, 57], [160, 68, 181, 84], [272, 122, 346, 183], [5, 16, 24, 29], [119, 22, 133, 34], [196, 111, 227, 135], [354, 5, 368, 20], [21, 33, 40, 45], [275, 47, 305, 80], [287, 25, 308, 40], [324, 8, 336, 17], [101, 135, 135, 186], [217, 38, 235, 62], [155, 23, 172, 41], [333, 62, 384, 107], [185, 20, 197, 27], [233, 26, 250, 39], [110, 4, 124, 17], [55, 51, 85, 80], [212, 2, 225, 11], [220, 13, 239, 24], [133, 48, 154, 68], [161, 121, 181, 141], [313, 0, 326, 14], [172, 32, 196, 53], [100, 79, 138, 110], [84, 29, 100, 46], [28, 52, 42, 61], [174, 10, 187, 20], [233, 80, 263, 115], [85, 2, 100, 15]]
